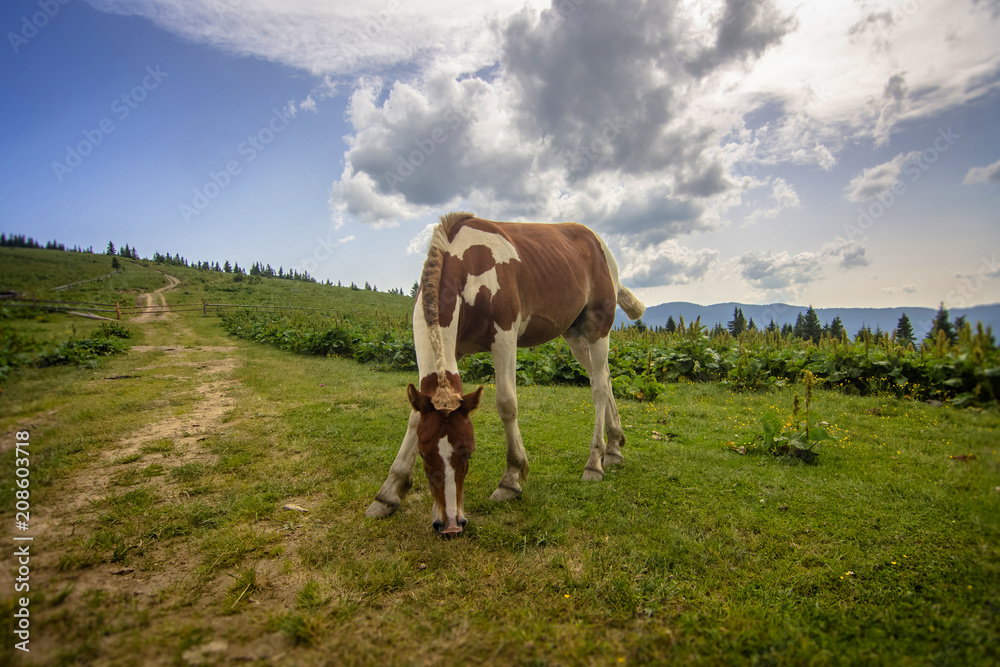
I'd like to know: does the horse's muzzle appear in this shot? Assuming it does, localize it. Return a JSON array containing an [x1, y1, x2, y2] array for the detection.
[[433, 517, 467, 536]]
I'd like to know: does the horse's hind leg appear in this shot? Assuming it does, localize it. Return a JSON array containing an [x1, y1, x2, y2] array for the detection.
[[566, 333, 620, 480], [603, 391, 625, 467], [567, 334, 626, 466]]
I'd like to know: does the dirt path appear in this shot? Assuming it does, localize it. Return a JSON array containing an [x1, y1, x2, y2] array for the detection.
[[2, 272, 253, 662], [131, 272, 182, 323]]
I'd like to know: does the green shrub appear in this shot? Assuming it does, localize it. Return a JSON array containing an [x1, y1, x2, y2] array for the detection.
[[220, 309, 1000, 407]]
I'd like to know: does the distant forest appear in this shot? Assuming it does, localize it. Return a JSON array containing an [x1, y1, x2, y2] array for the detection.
[[0, 232, 408, 296]]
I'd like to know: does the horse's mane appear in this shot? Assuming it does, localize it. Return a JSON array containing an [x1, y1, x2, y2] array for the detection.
[[419, 212, 476, 413], [438, 211, 476, 237]]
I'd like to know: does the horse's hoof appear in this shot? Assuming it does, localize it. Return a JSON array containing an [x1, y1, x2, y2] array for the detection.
[[604, 452, 624, 467], [365, 499, 398, 518], [581, 467, 604, 482], [489, 485, 521, 502]]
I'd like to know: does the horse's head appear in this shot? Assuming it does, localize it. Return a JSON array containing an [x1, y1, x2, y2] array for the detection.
[[407, 381, 483, 535]]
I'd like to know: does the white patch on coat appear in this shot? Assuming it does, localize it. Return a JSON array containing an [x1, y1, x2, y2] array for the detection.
[[594, 230, 622, 295], [517, 314, 530, 337], [450, 226, 520, 265], [461, 266, 500, 306]]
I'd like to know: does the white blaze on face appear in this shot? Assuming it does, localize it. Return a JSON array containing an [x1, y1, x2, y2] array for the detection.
[[436, 436, 459, 521]]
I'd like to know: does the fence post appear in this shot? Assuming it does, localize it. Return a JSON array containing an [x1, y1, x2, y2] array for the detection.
[[116, 302, 121, 320], [203, 300, 207, 316]]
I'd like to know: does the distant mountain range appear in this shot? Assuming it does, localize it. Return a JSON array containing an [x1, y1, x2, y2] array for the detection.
[[615, 301, 1000, 339]]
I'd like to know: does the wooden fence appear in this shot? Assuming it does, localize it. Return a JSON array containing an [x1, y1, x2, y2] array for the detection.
[[0, 293, 363, 320]]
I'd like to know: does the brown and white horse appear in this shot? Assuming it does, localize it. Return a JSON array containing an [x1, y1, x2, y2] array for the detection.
[[365, 212, 645, 534]]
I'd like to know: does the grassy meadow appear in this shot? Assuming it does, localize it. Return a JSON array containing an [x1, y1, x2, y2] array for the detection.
[[1, 247, 998, 665]]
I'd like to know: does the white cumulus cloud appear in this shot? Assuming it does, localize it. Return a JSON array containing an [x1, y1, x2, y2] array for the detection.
[[843, 151, 921, 202]]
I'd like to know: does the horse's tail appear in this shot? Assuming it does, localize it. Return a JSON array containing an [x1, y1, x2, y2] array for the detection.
[[592, 228, 645, 321], [419, 218, 464, 414], [617, 285, 645, 320]]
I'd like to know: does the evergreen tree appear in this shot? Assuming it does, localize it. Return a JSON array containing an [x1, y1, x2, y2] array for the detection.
[[829, 316, 845, 340], [894, 313, 915, 346], [727, 306, 747, 336], [781, 322, 794, 337], [802, 306, 822, 343], [632, 318, 648, 333], [793, 312, 806, 338], [223, 260, 232, 273], [926, 302, 957, 344], [106, 241, 116, 256], [665, 315, 677, 333]]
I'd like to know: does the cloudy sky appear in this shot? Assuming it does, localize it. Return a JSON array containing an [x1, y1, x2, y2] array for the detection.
[[3, 0, 999, 309]]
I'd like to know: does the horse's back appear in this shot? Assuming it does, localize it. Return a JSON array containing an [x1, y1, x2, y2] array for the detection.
[[442, 217, 617, 348]]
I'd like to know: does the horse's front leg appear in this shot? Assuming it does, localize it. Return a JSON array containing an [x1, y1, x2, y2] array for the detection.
[[365, 410, 420, 518], [489, 335, 529, 501]]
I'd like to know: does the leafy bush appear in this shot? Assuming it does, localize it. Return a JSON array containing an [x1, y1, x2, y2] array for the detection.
[[219, 309, 417, 372], [0, 320, 131, 381], [220, 309, 1000, 407], [97, 321, 132, 339]]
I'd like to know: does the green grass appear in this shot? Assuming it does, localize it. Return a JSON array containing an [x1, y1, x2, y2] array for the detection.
[[1, 245, 415, 316], [0, 256, 997, 665], [0, 246, 171, 301]]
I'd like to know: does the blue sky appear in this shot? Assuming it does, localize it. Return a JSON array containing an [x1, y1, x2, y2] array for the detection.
[[2, 0, 999, 308]]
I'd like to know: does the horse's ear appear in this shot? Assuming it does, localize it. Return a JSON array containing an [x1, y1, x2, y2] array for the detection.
[[462, 386, 484, 413], [407, 384, 432, 413]]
